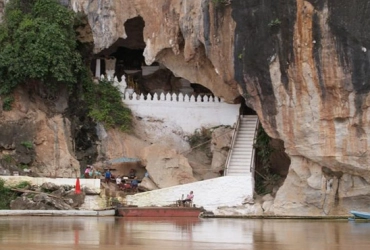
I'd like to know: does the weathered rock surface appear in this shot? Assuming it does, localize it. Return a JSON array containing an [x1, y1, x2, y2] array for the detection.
[[10, 184, 85, 210], [140, 144, 197, 188], [70, 0, 239, 102], [211, 126, 233, 171], [232, 0, 370, 215], [0, 87, 80, 178], [138, 176, 158, 191], [2, 0, 370, 215]]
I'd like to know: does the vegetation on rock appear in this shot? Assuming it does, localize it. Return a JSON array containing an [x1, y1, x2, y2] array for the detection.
[[212, 0, 231, 7], [188, 127, 213, 149], [254, 126, 280, 195], [0, 0, 82, 99], [21, 141, 33, 149], [0, 0, 132, 131], [87, 78, 132, 131], [0, 178, 30, 209]]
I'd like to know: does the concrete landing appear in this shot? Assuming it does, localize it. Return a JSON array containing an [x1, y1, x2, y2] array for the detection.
[[0, 209, 115, 216]]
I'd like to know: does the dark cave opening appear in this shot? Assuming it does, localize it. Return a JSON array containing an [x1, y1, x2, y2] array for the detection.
[[90, 16, 213, 97]]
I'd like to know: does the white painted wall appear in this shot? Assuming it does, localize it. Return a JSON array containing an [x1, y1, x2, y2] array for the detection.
[[125, 176, 254, 213], [1, 176, 100, 193], [123, 92, 239, 134]]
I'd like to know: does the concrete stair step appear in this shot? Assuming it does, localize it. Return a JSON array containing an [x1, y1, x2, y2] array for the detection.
[[231, 148, 253, 151], [228, 169, 251, 173], [227, 173, 251, 176], [227, 171, 251, 174], [230, 150, 253, 154], [225, 115, 258, 177]]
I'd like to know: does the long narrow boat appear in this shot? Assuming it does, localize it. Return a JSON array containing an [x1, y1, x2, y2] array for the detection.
[[350, 210, 370, 219], [116, 206, 202, 217]]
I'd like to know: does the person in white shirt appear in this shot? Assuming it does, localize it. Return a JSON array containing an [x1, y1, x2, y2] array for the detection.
[[116, 176, 122, 185]]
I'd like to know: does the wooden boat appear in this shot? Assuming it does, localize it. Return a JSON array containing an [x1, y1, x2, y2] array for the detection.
[[116, 206, 202, 217], [350, 210, 370, 219], [94, 208, 116, 216]]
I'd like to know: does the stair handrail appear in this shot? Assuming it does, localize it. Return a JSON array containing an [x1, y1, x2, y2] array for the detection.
[[249, 118, 260, 173], [224, 115, 242, 176]]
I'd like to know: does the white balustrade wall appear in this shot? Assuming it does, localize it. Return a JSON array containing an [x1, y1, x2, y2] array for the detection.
[[123, 91, 239, 134], [97, 76, 240, 134]]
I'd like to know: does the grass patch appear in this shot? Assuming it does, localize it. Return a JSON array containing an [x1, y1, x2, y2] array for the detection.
[[188, 127, 213, 149], [0, 178, 30, 209]]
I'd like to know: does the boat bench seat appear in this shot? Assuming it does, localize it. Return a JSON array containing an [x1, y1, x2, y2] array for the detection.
[[175, 200, 193, 207]]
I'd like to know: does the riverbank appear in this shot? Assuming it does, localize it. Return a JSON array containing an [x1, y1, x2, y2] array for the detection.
[[201, 214, 352, 219], [0, 209, 353, 219], [0, 209, 115, 216]]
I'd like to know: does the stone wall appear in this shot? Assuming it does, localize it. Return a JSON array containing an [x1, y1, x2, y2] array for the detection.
[[1, 176, 101, 193], [123, 91, 240, 134]]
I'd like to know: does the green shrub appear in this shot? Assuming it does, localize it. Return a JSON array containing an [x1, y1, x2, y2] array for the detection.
[[87, 78, 132, 131], [254, 126, 273, 170], [188, 127, 213, 149], [268, 18, 281, 27], [2, 154, 13, 164], [21, 141, 33, 149], [0, 0, 131, 131], [254, 126, 281, 195], [0, 178, 18, 209], [0, 0, 83, 98], [212, 0, 230, 7], [2, 96, 14, 111], [14, 181, 31, 189]]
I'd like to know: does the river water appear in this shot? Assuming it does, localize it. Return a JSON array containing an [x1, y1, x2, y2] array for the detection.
[[1, 216, 370, 250]]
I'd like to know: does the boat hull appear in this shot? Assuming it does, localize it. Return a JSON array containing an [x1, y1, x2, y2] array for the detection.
[[350, 210, 370, 219], [116, 207, 202, 217]]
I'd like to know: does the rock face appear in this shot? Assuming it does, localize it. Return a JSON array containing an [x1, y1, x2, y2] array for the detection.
[[0, 87, 80, 178], [2, 0, 370, 215], [140, 144, 197, 188], [233, 0, 370, 215], [70, 0, 239, 101], [73, 0, 370, 215]]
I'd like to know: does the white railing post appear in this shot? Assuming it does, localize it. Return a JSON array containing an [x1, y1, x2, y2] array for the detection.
[[249, 119, 259, 173], [224, 115, 241, 176]]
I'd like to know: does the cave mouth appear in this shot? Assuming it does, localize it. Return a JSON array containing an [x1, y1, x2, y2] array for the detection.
[[90, 16, 213, 97]]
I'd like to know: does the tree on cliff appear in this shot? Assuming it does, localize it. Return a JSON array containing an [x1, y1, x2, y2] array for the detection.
[[0, 0, 82, 104]]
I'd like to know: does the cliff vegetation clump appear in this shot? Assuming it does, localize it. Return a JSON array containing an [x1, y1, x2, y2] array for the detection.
[[0, 178, 30, 209], [0, 0, 82, 102], [0, 0, 132, 130], [254, 126, 281, 195]]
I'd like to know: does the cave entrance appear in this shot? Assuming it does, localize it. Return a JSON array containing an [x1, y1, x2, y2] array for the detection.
[[90, 16, 146, 81], [90, 16, 214, 97]]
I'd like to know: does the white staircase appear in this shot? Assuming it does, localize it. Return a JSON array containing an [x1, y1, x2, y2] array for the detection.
[[225, 115, 259, 176]]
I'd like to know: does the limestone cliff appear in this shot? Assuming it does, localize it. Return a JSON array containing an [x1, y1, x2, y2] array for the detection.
[[69, 0, 370, 215], [233, 0, 370, 215], [2, 0, 370, 215], [70, 0, 239, 101]]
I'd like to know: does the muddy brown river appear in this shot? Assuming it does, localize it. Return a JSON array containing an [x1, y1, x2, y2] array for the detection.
[[0, 216, 369, 250]]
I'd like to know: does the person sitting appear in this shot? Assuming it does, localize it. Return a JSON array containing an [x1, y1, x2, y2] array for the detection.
[[129, 169, 136, 179], [89, 166, 96, 178], [182, 191, 194, 206], [130, 176, 139, 191], [84, 166, 91, 178]]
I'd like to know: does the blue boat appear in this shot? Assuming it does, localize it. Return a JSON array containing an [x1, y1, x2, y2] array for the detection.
[[350, 211, 370, 219]]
